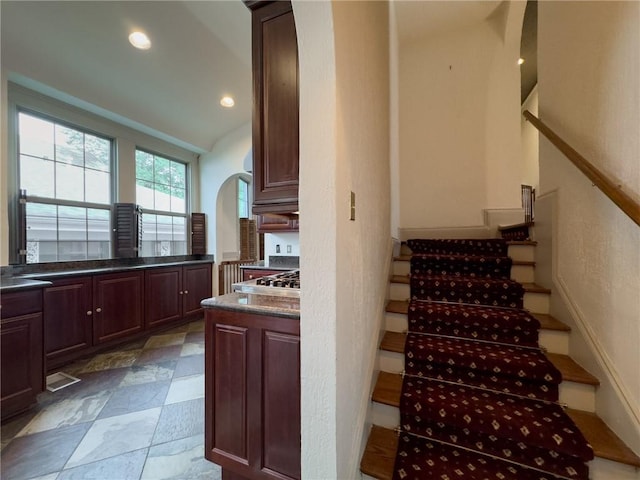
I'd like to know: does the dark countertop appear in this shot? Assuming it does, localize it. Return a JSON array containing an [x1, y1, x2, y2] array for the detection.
[[17, 259, 214, 281], [201, 293, 300, 319], [1, 277, 52, 293]]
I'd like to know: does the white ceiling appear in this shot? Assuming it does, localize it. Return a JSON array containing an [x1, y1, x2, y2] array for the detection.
[[1, 1, 252, 154], [1, 1, 514, 155]]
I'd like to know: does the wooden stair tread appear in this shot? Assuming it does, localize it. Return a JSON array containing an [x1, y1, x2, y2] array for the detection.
[[533, 313, 571, 332], [546, 353, 600, 386], [522, 282, 551, 294], [386, 300, 409, 314], [372, 372, 639, 468], [507, 240, 538, 246], [385, 302, 569, 334], [566, 409, 640, 467], [380, 331, 405, 354], [360, 425, 397, 480], [380, 332, 598, 386], [393, 255, 411, 262], [373, 371, 402, 407], [512, 260, 535, 266], [390, 274, 410, 284]]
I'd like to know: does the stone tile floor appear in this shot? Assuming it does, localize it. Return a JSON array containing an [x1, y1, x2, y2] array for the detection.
[[1, 319, 221, 480]]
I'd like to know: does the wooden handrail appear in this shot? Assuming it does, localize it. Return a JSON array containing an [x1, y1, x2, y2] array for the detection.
[[523, 110, 640, 227]]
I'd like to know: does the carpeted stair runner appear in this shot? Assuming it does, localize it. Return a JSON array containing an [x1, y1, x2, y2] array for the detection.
[[408, 301, 540, 347], [411, 274, 525, 309], [404, 333, 561, 401], [388, 239, 593, 480], [400, 377, 592, 478], [411, 254, 512, 279], [394, 432, 576, 480]]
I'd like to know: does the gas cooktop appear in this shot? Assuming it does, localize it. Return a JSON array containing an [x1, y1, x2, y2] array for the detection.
[[233, 270, 300, 298]]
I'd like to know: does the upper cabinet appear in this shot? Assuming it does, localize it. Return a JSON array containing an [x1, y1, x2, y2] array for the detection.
[[247, 0, 299, 215]]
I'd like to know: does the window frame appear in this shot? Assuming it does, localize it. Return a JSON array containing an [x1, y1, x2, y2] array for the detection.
[[134, 147, 190, 258], [7, 83, 199, 265], [12, 108, 116, 264]]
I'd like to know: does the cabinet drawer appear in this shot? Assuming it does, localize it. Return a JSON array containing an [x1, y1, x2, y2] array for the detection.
[[242, 269, 284, 281], [1, 289, 43, 318]]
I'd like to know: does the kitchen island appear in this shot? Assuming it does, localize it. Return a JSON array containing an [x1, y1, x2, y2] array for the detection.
[[203, 292, 300, 480]]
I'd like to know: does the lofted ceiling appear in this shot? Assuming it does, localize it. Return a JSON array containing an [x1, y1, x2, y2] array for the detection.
[[1, 1, 536, 155], [1, 1, 252, 154]]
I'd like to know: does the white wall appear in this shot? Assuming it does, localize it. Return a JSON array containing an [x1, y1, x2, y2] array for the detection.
[[537, 1, 640, 453], [198, 122, 251, 291], [295, 1, 391, 478], [397, 4, 523, 229], [521, 85, 539, 190], [264, 232, 300, 261]]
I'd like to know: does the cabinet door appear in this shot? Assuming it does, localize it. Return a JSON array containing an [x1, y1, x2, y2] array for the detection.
[[43, 276, 93, 366], [145, 267, 182, 328], [205, 309, 300, 480], [183, 264, 212, 317], [93, 271, 144, 344], [257, 215, 298, 234], [262, 329, 301, 479], [251, 1, 299, 214], [1, 311, 43, 420]]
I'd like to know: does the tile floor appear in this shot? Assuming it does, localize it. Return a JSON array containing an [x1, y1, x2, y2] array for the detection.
[[0, 319, 221, 480]]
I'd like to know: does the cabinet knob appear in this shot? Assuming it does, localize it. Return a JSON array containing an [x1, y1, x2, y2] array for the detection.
[[96, 307, 102, 313], [184, 290, 188, 294], [179, 291, 183, 295], [249, 275, 254, 279], [87, 310, 92, 316]]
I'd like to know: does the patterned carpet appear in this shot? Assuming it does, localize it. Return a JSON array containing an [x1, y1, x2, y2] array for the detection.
[[393, 239, 593, 480], [0, 318, 220, 480]]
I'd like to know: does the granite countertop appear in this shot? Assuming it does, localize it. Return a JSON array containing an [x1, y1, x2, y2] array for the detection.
[[0, 277, 52, 293], [201, 293, 300, 319], [17, 258, 214, 281]]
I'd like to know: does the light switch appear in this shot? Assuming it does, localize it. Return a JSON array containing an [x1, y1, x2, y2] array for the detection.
[[350, 191, 356, 221], [287, 245, 292, 253]]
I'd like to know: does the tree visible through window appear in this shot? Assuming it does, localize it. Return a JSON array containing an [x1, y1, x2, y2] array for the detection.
[[18, 111, 112, 263], [135, 149, 187, 256]]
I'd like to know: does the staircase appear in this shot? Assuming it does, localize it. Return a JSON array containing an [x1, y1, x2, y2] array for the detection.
[[360, 239, 640, 480]]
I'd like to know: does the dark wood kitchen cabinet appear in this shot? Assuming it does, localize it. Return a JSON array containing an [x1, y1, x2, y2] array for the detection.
[[145, 264, 212, 328], [1, 288, 44, 421], [205, 308, 300, 480], [182, 263, 213, 317], [93, 271, 144, 344], [257, 214, 299, 234], [248, 0, 299, 215], [242, 268, 284, 282], [43, 276, 93, 369], [145, 267, 183, 329]]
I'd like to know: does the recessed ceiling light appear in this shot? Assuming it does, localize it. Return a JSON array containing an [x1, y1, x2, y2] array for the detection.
[[129, 31, 151, 50], [518, 58, 525, 65], [220, 96, 235, 108]]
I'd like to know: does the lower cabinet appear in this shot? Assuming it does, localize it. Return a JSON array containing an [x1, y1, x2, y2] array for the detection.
[[145, 264, 212, 328], [40, 262, 213, 370], [43, 276, 93, 369], [257, 215, 299, 234], [93, 271, 145, 344], [1, 288, 44, 421], [205, 309, 300, 480]]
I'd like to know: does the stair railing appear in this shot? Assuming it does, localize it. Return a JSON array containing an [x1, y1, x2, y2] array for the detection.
[[523, 110, 640, 227], [218, 259, 256, 295]]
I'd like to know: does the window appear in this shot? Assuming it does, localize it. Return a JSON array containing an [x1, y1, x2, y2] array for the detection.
[[135, 149, 187, 256], [18, 111, 112, 263], [238, 177, 249, 218]]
